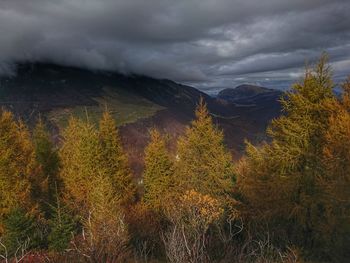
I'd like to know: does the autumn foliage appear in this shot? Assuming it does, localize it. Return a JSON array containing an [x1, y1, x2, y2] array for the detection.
[[0, 54, 349, 262]]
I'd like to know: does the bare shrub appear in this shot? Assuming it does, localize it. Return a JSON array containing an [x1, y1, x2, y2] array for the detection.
[[218, 232, 301, 263], [162, 190, 223, 263], [126, 203, 163, 262], [68, 209, 130, 263], [0, 237, 31, 263]]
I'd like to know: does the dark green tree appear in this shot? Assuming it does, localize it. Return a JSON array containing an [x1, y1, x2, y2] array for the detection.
[[1, 208, 42, 255], [33, 118, 60, 216], [48, 196, 76, 252]]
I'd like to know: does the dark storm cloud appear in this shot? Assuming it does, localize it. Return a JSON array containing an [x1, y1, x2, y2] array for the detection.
[[0, 0, 349, 93]]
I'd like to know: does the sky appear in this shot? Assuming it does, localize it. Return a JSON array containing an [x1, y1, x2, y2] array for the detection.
[[0, 0, 349, 94]]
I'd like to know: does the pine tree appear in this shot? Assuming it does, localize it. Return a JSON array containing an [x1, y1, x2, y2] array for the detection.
[[143, 129, 174, 210], [99, 111, 135, 205], [0, 109, 37, 231], [33, 118, 60, 216], [175, 99, 235, 201]]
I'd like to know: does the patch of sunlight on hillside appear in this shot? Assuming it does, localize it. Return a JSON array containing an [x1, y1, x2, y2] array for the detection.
[[47, 87, 164, 128]]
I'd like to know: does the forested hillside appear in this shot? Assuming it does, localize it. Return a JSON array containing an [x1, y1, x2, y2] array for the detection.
[[0, 63, 282, 176], [0, 56, 349, 262]]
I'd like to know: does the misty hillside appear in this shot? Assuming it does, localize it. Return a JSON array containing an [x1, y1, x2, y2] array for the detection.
[[0, 63, 282, 174], [1, 1, 348, 261]]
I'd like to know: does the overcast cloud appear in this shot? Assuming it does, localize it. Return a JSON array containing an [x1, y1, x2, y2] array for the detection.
[[0, 0, 349, 93]]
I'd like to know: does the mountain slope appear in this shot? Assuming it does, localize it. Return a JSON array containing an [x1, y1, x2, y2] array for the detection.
[[0, 63, 283, 175], [0, 63, 211, 123], [218, 84, 282, 104]]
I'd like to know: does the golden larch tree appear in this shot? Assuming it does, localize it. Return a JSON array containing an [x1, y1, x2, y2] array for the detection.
[[237, 54, 347, 255], [143, 128, 174, 210], [59, 117, 103, 214], [99, 111, 135, 205], [175, 99, 235, 201], [0, 110, 37, 230]]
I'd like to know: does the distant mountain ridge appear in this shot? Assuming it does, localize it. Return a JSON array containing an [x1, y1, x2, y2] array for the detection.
[[0, 63, 283, 175], [218, 84, 282, 103], [0, 63, 212, 118]]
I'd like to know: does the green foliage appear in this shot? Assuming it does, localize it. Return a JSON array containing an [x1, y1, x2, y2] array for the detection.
[[48, 198, 76, 252], [143, 129, 174, 210], [48, 88, 163, 128], [1, 208, 42, 255], [176, 98, 235, 201], [33, 119, 61, 216]]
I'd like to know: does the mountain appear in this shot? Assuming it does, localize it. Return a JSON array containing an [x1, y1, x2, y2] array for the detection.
[[0, 63, 283, 175], [0, 63, 211, 120], [218, 84, 282, 104]]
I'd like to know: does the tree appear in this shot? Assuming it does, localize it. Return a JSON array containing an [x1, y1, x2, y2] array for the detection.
[[33, 118, 60, 216], [59, 114, 132, 261], [237, 54, 346, 256], [317, 76, 350, 258], [59, 117, 102, 215], [175, 99, 235, 201], [99, 111, 135, 205], [0, 109, 37, 231], [1, 208, 42, 256], [48, 195, 76, 252], [71, 173, 130, 262], [143, 129, 174, 210]]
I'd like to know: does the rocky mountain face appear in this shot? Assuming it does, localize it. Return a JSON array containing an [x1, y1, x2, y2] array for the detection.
[[0, 63, 283, 175]]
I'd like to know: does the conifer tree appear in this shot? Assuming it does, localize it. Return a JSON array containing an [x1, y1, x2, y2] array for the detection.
[[237, 54, 342, 253], [143, 129, 174, 210], [48, 195, 76, 252], [2, 208, 42, 255], [59, 117, 103, 214], [318, 76, 350, 258], [74, 172, 130, 262], [60, 114, 130, 259], [99, 111, 135, 204], [175, 98, 235, 201], [33, 118, 60, 216], [0, 110, 37, 230]]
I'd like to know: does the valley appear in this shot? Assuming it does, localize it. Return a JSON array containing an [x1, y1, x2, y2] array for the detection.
[[0, 63, 283, 175]]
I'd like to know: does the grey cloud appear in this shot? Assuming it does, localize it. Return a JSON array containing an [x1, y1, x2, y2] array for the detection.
[[0, 0, 349, 93]]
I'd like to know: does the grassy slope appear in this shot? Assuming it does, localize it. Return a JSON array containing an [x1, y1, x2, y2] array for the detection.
[[48, 87, 164, 128]]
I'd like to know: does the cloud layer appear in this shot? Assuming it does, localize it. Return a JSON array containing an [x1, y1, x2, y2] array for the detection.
[[0, 0, 349, 93]]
